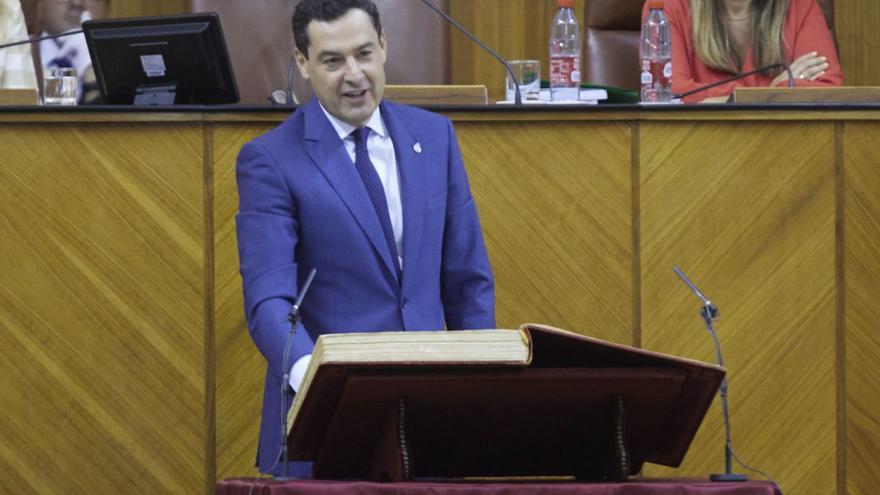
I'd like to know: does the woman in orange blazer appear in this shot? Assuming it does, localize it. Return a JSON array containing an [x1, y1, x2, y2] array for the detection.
[[643, 0, 844, 103]]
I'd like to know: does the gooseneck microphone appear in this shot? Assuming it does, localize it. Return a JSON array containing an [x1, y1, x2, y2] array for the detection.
[[278, 267, 317, 479], [268, 56, 299, 105], [673, 63, 795, 100], [672, 266, 748, 482], [417, 0, 522, 105], [0, 29, 84, 51]]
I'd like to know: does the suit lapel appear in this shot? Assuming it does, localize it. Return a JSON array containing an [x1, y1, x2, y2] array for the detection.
[[302, 99, 399, 280], [381, 101, 427, 291]]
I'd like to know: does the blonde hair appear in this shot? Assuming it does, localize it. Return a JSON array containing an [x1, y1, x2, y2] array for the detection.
[[691, 0, 790, 74]]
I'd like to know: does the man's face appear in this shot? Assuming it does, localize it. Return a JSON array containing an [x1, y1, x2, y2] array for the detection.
[[295, 8, 386, 128], [39, 0, 85, 35]]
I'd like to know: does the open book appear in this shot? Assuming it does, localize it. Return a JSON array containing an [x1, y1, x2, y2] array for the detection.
[[286, 324, 724, 480]]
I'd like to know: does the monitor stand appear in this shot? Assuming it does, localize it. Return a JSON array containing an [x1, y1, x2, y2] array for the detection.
[[134, 83, 177, 105]]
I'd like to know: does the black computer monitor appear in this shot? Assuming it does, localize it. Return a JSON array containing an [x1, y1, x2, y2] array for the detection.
[[83, 13, 239, 105]]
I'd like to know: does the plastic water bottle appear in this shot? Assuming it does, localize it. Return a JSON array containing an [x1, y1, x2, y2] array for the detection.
[[549, 0, 581, 102], [640, 0, 672, 102]]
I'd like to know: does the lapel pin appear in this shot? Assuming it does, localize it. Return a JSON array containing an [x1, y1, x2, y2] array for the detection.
[[413, 143, 422, 154]]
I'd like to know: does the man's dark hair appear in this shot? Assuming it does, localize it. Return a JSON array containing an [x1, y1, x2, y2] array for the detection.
[[292, 0, 383, 58]]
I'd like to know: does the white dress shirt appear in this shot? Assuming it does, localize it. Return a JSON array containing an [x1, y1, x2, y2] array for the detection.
[[319, 103, 403, 263], [290, 104, 404, 392], [39, 29, 93, 101]]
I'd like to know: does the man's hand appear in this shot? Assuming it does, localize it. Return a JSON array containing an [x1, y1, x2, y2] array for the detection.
[[770, 51, 829, 87]]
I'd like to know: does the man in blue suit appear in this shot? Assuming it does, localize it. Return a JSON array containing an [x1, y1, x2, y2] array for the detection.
[[235, 0, 495, 476]]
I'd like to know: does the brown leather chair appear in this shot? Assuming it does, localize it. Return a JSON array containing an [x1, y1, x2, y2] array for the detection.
[[191, 0, 450, 104], [816, 0, 835, 31], [583, 0, 644, 90], [582, 0, 836, 92]]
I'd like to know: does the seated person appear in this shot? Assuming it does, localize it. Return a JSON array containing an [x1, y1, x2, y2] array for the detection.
[[37, 0, 101, 103], [0, 0, 38, 90], [643, 0, 844, 103]]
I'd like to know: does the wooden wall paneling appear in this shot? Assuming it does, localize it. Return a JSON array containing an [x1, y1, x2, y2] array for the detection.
[[212, 124, 276, 481], [836, 0, 880, 86], [456, 120, 633, 344], [109, 0, 190, 18], [843, 122, 880, 495], [449, 1, 587, 102], [4, 109, 878, 494], [0, 122, 206, 493], [638, 121, 837, 494]]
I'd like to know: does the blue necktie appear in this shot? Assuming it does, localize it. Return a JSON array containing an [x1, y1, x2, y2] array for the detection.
[[351, 127, 400, 277]]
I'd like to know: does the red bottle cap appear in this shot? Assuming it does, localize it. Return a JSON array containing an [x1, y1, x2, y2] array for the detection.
[[557, 0, 575, 8], [649, 0, 664, 8]]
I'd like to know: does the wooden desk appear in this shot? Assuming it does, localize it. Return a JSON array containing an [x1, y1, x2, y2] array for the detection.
[[0, 104, 878, 495]]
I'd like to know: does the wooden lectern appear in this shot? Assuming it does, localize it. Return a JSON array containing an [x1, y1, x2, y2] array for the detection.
[[0, 88, 39, 105], [285, 325, 725, 482]]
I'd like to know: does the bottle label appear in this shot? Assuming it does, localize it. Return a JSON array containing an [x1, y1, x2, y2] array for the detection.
[[550, 56, 581, 86], [640, 58, 671, 89]]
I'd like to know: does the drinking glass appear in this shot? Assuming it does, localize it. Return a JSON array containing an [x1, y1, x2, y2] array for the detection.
[[506, 60, 541, 102], [43, 67, 78, 106]]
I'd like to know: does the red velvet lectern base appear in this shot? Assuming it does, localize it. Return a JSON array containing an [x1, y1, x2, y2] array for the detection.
[[216, 478, 782, 495]]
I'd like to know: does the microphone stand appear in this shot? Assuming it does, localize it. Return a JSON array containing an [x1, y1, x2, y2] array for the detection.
[[673, 266, 747, 482], [277, 267, 317, 479], [417, 0, 522, 105], [0, 29, 84, 51]]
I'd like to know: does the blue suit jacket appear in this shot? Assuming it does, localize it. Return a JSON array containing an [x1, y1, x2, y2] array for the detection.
[[235, 98, 495, 474]]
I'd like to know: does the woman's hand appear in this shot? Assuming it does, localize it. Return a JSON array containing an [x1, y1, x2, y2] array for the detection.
[[770, 51, 830, 86]]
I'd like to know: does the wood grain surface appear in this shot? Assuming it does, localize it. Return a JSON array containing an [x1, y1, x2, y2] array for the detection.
[[1, 109, 878, 495], [211, 124, 274, 482], [0, 123, 206, 493], [842, 122, 880, 495], [108, 0, 191, 19], [456, 120, 633, 344], [836, 0, 880, 88], [638, 121, 837, 494]]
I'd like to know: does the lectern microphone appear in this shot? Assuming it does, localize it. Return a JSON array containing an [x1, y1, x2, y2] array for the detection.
[[672, 266, 747, 482], [278, 267, 317, 479]]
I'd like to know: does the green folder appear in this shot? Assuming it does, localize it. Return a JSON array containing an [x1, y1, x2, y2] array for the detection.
[[541, 80, 640, 104]]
